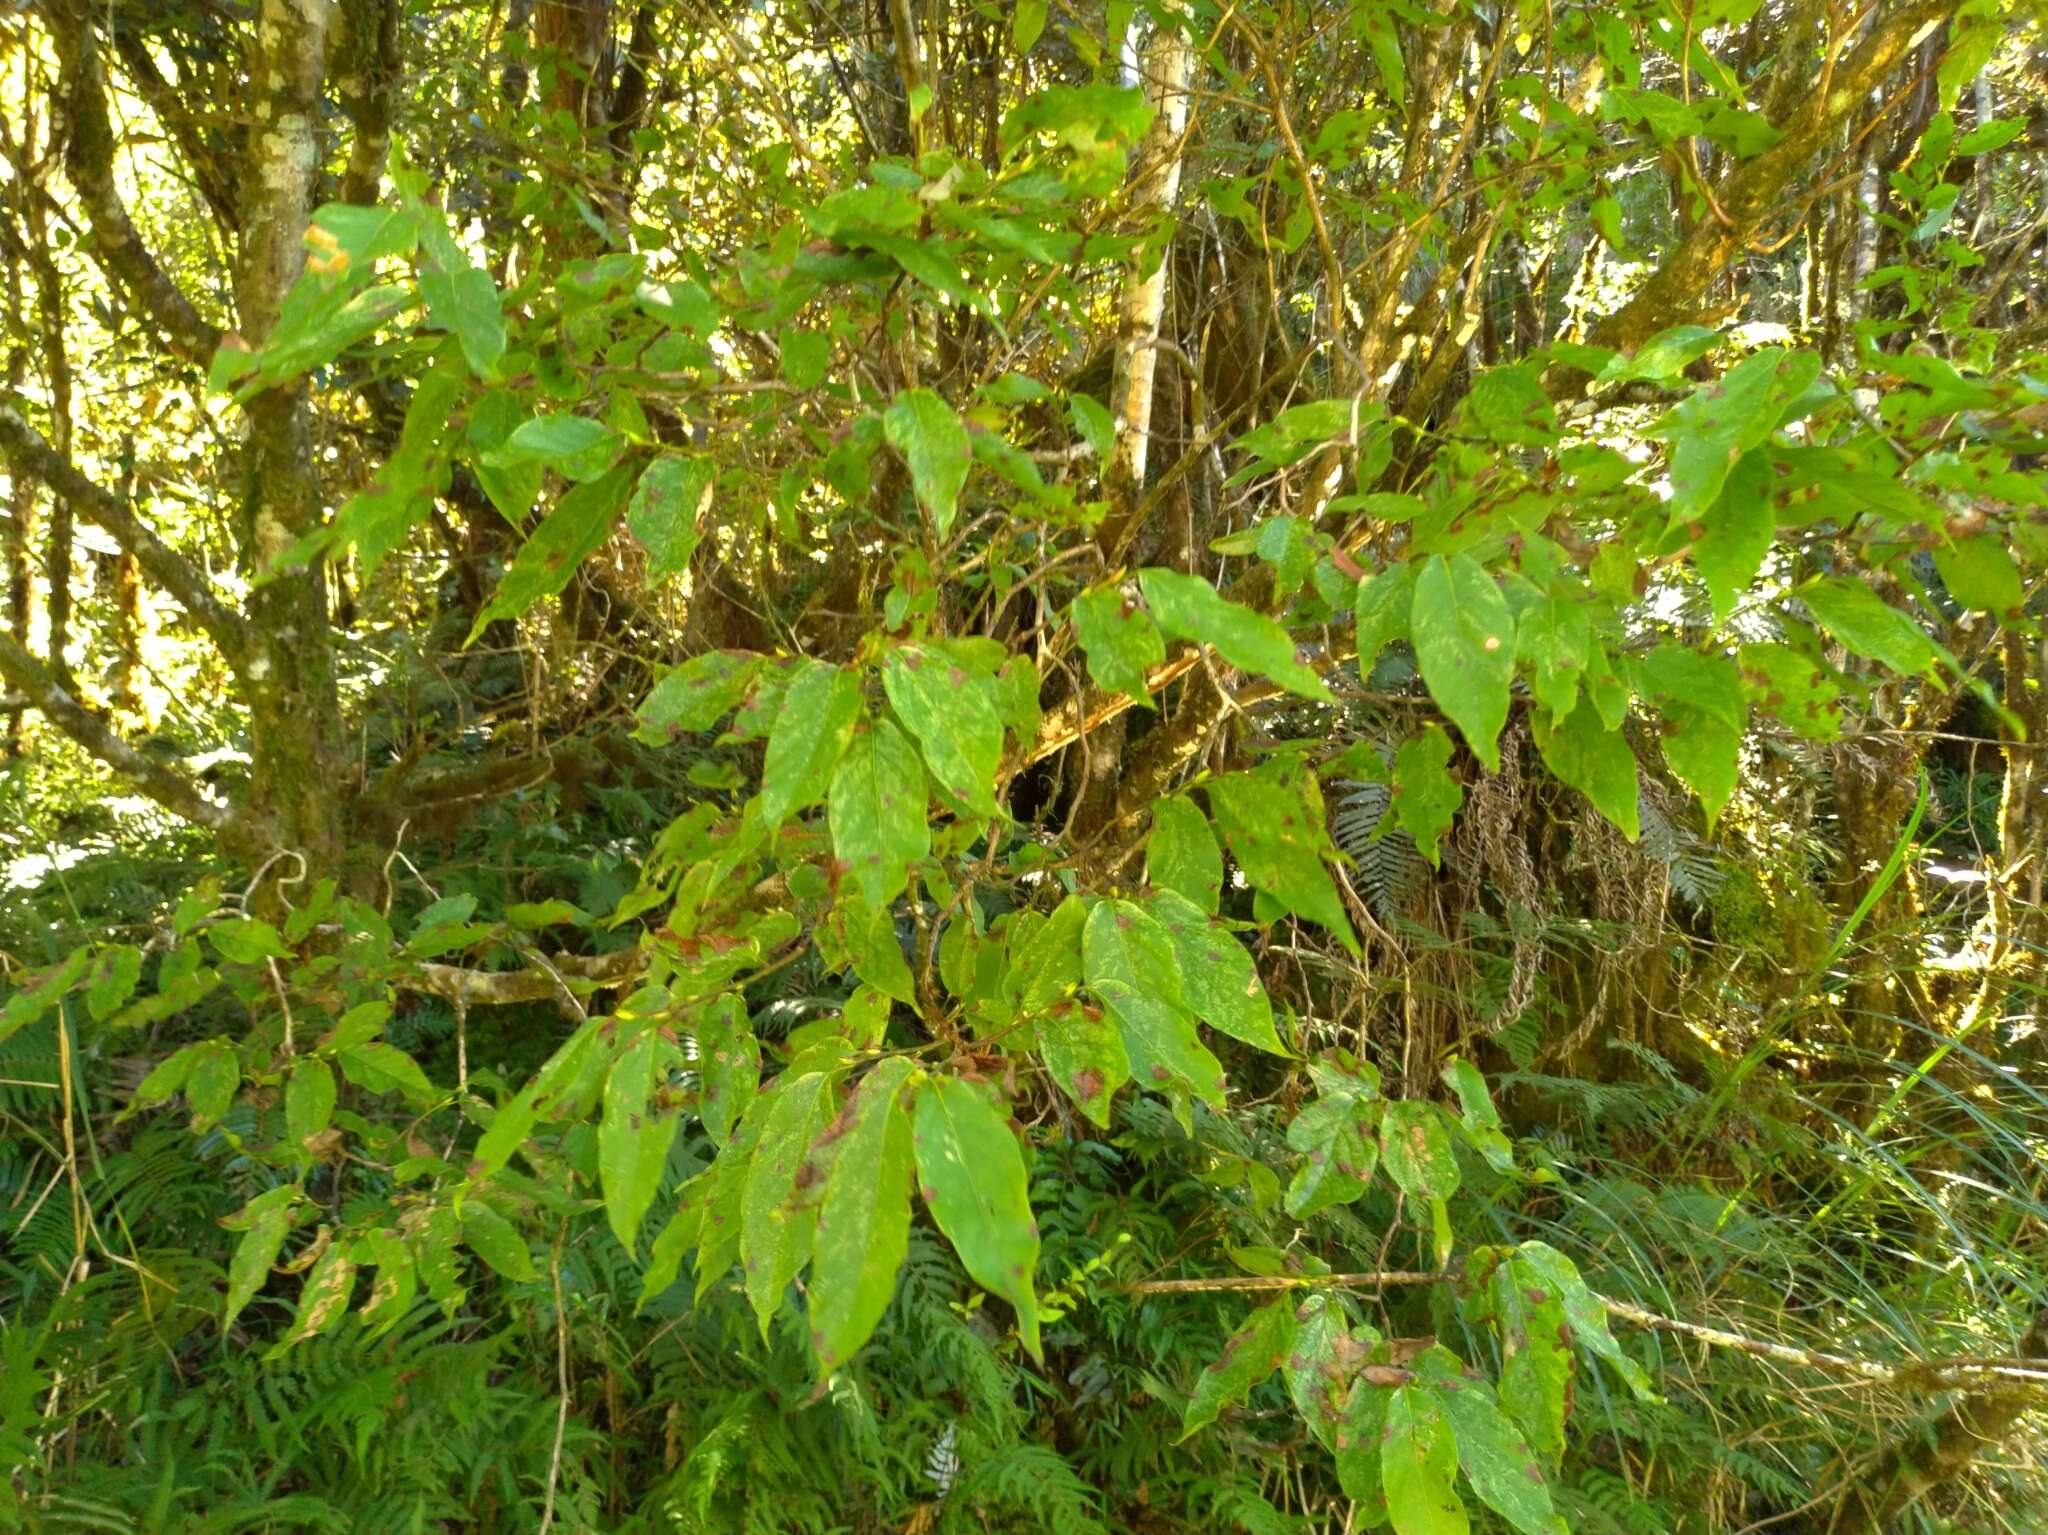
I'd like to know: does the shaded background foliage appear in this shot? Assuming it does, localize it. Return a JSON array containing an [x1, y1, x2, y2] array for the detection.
[[2, 0, 2047, 1531]]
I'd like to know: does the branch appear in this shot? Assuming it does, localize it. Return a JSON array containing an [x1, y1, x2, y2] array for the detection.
[[334, 0, 402, 208], [49, 15, 223, 366], [400, 947, 643, 1016], [0, 630, 254, 835], [1590, 0, 1959, 353], [0, 403, 253, 659], [1123, 1271, 2048, 1394], [109, 30, 241, 233]]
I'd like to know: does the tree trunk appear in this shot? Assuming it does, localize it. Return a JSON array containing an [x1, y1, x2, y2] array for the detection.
[[234, 0, 350, 870], [1067, 21, 1194, 845]]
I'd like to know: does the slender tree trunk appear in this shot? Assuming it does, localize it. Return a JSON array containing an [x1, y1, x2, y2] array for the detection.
[[235, 0, 350, 870], [2, 255, 31, 758], [1067, 21, 1193, 844], [22, 179, 76, 698]]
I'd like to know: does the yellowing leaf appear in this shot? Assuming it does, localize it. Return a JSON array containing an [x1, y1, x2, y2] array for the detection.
[[1382, 1384, 1469, 1535], [266, 1242, 357, 1359], [1209, 762, 1358, 952], [600, 1029, 685, 1250], [913, 1076, 1043, 1360], [1140, 568, 1332, 702], [1179, 1299, 1297, 1439], [810, 1057, 916, 1374], [884, 388, 971, 535], [829, 717, 930, 906], [742, 1070, 836, 1337], [1412, 554, 1513, 772], [882, 646, 1004, 819], [1148, 794, 1223, 913], [1380, 1101, 1460, 1202], [1145, 889, 1288, 1056]]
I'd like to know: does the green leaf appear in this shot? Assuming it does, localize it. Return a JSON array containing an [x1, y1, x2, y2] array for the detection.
[[913, 1076, 1043, 1360], [1412, 555, 1514, 772], [1208, 762, 1358, 951], [742, 1070, 836, 1338], [1657, 350, 1818, 518], [1355, 562, 1417, 676], [1425, 1363, 1566, 1535], [810, 1057, 916, 1373], [185, 1041, 240, 1128], [1084, 899, 1225, 1110], [469, 460, 636, 639], [461, 1202, 538, 1283], [1532, 696, 1639, 840], [696, 993, 759, 1147], [1179, 1299, 1298, 1439], [1013, 0, 1048, 50], [627, 455, 713, 579], [422, 263, 506, 379], [1285, 1089, 1379, 1216], [781, 329, 832, 390], [1514, 593, 1589, 717], [881, 646, 1004, 819], [601, 1028, 685, 1250], [493, 412, 616, 469], [1068, 392, 1114, 457], [1145, 889, 1288, 1055], [1382, 1383, 1469, 1535], [1380, 1101, 1460, 1201], [1072, 585, 1166, 702], [1737, 642, 1840, 740], [829, 717, 930, 906], [1810, 573, 1933, 675], [759, 660, 863, 833], [1638, 646, 1745, 827], [1933, 535, 2023, 614], [1140, 568, 1333, 702], [266, 1243, 357, 1359], [1514, 1241, 1657, 1398], [468, 1018, 603, 1180], [223, 1194, 294, 1332], [129, 1040, 204, 1113], [1392, 724, 1463, 866], [833, 884, 917, 1004], [85, 944, 143, 1021], [1148, 795, 1223, 914], [336, 1041, 434, 1104], [208, 918, 292, 965], [636, 651, 765, 741], [1693, 448, 1773, 623], [1440, 1058, 1515, 1173], [1038, 997, 1129, 1128], [884, 388, 971, 535], [285, 1059, 336, 1150]]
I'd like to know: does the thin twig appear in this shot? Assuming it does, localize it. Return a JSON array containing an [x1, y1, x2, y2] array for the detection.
[[1122, 1271, 2048, 1392]]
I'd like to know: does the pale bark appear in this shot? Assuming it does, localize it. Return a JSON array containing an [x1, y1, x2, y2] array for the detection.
[[1100, 23, 1194, 559], [235, 0, 349, 867]]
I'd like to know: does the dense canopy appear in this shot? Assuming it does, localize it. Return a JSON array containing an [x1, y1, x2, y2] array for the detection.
[[2, 0, 2047, 1531]]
